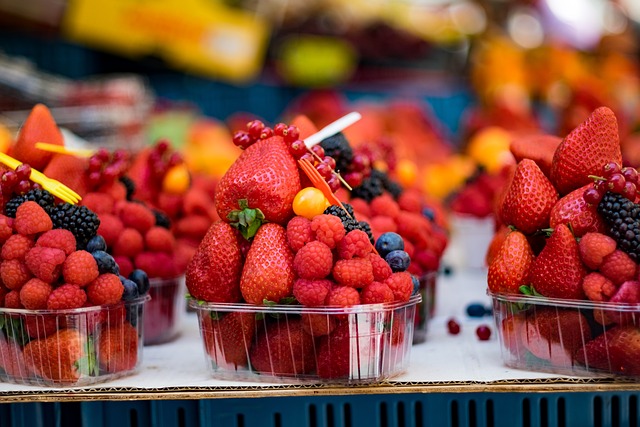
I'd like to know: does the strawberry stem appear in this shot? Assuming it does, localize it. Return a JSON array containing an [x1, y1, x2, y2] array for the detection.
[[227, 199, 265, 240]]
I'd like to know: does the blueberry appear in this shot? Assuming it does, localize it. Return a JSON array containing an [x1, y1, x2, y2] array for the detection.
[[92, 250, 119, 275], [375, 232, 404, 258], [129, 269, 150, 295], [466, 302, 486, 318], [422, 207, 435, 221], [385, 250, 411, 272], [411, 275, 420, 295], [125, 305, 143, 327], [121, 278, 140, 301], [86, 235, 107, 253]]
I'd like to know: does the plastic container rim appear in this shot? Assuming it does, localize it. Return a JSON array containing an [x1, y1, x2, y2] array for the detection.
[[0, 295, 150, 316], [488, 290, 640, 311]]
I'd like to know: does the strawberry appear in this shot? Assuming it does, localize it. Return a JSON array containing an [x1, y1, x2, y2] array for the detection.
[[509, 133, 561, 178], [240, 223, 295, 304], [201, 312, 255, 369], [500, 159, 558, 234], [185, 221, 243, 303], [0, 334, 28, 379], [549, 184, 607, 237], [521, 308, 591, 367], [22, 329, 86, 382], [42, 154, 90, 197], [487, 230, 534, 295], [316, 321, 351, 379], [12, 104, 63, 171], [485, 224, 510, 266], [98, 323, 139, 373], [576, 326, 640, 375], [550, 106, 622, 195], [529, 224, 586, 299], [215, 136, 301, 227]]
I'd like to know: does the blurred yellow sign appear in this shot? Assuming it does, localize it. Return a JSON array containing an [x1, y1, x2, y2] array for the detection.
[[64, 0, 270, 82]]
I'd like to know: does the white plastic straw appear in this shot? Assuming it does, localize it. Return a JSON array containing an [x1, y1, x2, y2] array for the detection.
[[303, 112, 362, 148]]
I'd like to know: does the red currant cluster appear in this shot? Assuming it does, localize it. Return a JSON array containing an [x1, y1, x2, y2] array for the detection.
[[583, 162, 639, 205], [342, 151, 372, 189], [146, 140, 183, 180], [87, 148, 130, 188], [232, 120, 298, 150], [1, 164, 36, 197]]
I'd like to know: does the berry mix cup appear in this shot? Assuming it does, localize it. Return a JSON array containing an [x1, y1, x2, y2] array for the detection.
[[190, 295, 420, 384], [413, 271, 437, 344], [143, 275, 186, 345], [0, 296, 149, 387]]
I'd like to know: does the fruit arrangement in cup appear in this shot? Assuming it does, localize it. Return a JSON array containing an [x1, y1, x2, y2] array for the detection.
[[186, 116, 421, 382], [488, 106, 640, 377]]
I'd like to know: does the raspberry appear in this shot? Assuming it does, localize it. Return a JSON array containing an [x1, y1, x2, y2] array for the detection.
[[370, 216, 398, 234], [19, 278, 52, 309], [414, 249, 439, 272], [63, 250, 99, 286], [301, 313, 337, 336], [349, 198, 371, 218], [293, 241, 333, 280], [332, 258, 374, 288], [337, 230, 372, 260], [311, 214, 345, 249], [0, 286, 7, 306], [36, 229, 77, 256], [47, 283, 87, 310], [24, 315, 60, 339], [361, 281, 394, 304], [144, 226, 175, 253], [175, 215, 210, 239], [118, 202, 155, 233], [5, 290, 22, 308], [113, 228, 144, 258], [0, 215, 13, 241], [579, 232, 617, 270], [114, 255, 134, 278], [293, 278, 332, 306], [98, 181, 127, 202], [81, 192, 115, 214], [397, 189, 424, 213], [134, 251, 177, 279], [286, 216, 315, 252], [370, 194, 401, 219], [14, 201, 53, 236], [1, 234, 34, 260], [325, 285, 360, 306], [87, 273, 124, 305], [25, 246, 66, 283], [384, 272, 413, 302], [395, 211, 432, 248], [97, 214, 124, 248], [582, 272, 617, 302], [368, 253, 392, 282], [600, 250, 637, 285], [0, 259, 32, 290]]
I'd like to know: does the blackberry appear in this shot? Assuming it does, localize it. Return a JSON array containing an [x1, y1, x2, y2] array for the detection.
[[323, 204, 373, 242], [4, 189, 55, 218], [597, 191, 640, 261], [153, 209, 172, 229], [358, 220, 375, 244], [50, 203, 101, 249], [320, 133, 353, 172], [324, 202, 355, 218], [351, 169, 386, 202], [119, 176, 136, 200]]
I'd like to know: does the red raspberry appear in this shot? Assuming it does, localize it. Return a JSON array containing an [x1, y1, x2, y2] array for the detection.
[[293, 241, 333, 280], [600, 250, 637, 285], [0, 259, 32, 290], [25, 246, 66, 283], [135, 251, 177, 279], [14, 201, 53, 236], [370, 194, 401, 219], [332, 258, 374, 288], [395, 212, 432, 248], [404, 240, 415, 258], [98, 181, 127, 202], [24, 315, 60, 339], [118, 202, 155, 233], [36, 229, 76, 255], [349, 198, 371, 218], [370, 216, 398, 234], [311, 214, 345, 249], [361, 281, 394, 304], [337, 230, 372, 260], [113, 228, 144, 258], [385, 272, 413, 302], [397, 189, 423, 213], [19, 278, 52, 309], [286, 216, 315, 252], [87, 273, 124, 305], [114, 255, 134, 278], [183, 187, 212, 217], [175, 215, 210, 239], [368, 253, 392, 282], [63, 250, 99, 286], [301, 313, 337, 336], [1, 234, 34, 260], [0, 286, 7, 307], [97, 214, 124, 248], [81, 192, 115, 214], [293, 278, 332, 306], [0, 215, 13, 241], [414, 249, 440, 272], [5, 290, 22, 308], [579, 232, 617, 270], [144, 226, 175, 253], [47, 283, 87, 310], [325, 285, 360, 307], [582, 272, 617, 302]]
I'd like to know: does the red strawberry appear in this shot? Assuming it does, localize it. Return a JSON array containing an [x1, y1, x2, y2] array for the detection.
[[201, 312, 255, 368], [42, 154, 89, 197], [215, 136, 301, 226], [485, 225, 510, 266], [487, 230, 534, 295], [240, 223, 295, 304], [23, 329, 86, 382], [185, 221, 243, 303], [500, 315, 526, 357], [509, 133, 562, 177], [249, 318, 315, 375], [316, 321, 351, 379], [550, 106, 622, 195], [500, 159, 558, 234], [576, 326, 640, 375], [98, 323, 139, 373], [12, 104, 63, 171], [520, 308, 591, 367], [549, 184, 607, 237]]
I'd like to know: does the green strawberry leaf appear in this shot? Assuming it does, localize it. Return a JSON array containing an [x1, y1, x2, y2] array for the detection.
[[263, 299, 277, 306], [184, 293, 192, 299], [279, 296, 298, 305], [4, 318, 30, 346], [255, 313, 265, 321], [209, 311, 221, 321], [0, 315, 5, 330], [228, 199, 265, 240], [75, 337, 99, 377]]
